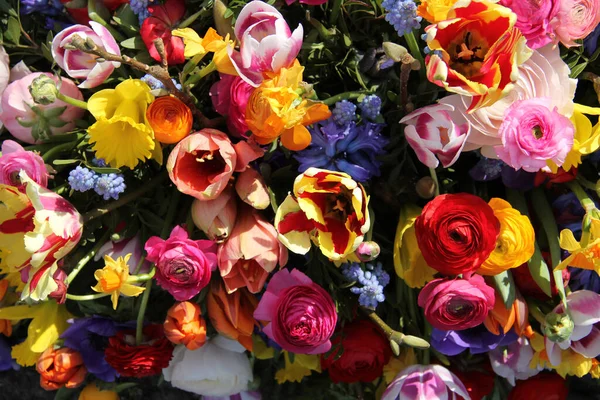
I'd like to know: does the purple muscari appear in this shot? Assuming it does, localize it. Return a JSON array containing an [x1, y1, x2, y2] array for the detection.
[[0, 337, 17, 372], [358, 95, 382, 121], [94, 173, 126, 200], [342, 262, 390, 308], [68, 166, 98, 193], [294, 119, 388, 182], [431, 326, 518, 356], [130, 0, 151, 24], [332, 100, 357, 126]]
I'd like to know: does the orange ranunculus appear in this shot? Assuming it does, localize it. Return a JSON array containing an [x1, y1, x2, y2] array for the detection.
[[36, 347, 87, 391], [207, 280, 258, 351], [147, 96, 193, 144], [484, 289, 530, 336], [78, 383, 120, 400], [0, 279, 12, 336], [163, 301, 207, 350]]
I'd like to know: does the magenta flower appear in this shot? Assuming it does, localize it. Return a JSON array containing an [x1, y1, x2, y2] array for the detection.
[[381, 364, 470, 400], [253, 269, 337, 354], [494, 97, 574, 172], [0, 140, 49, 188], [210, 74, 254, 137], [145, 226, 217, 301], [499, 0, 559, 49]]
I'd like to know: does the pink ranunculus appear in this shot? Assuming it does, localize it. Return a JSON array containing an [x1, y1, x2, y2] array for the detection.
[[381, 365, 470, 400], [145, 226, 218, 301], [499, 0, 560, 49], [440, 45, 576, 157], [228, 1, 303, 87], [217, 205, 287, 294], [210, 74, 254, 138], [166, 129, 263, 201], [0, 72, 85, 144], [552, 0, 600, 47], [254, 269, 336, 354], [191, 186, 237, 242], [0, 140, 49, 188], [52, 22, 121, 88], [494, 97, 574, 172], [417, 275, 495, 331], [399, 103, 470, 168], [95, 234, 151, 274]]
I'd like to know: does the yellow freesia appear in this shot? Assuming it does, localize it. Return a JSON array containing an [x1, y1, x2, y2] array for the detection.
[[275, 352, 322, 384], [478, 198, 535, 275], [91, 254, 145, 310], [172, 27, 237, 75], [393, 204, 436, 288], [88, 79, 161, 169], [0, 300, 71, 366], [556, 218, 600, 273]]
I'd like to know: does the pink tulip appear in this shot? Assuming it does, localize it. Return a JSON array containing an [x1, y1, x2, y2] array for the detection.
[[0, 72, 85, 144], [0, 140, 49, 188], [217, 205, 288, 294], [381, 365, 470, 400], [228, 1, 303, 87], [94, 234, 151, 274], [52, 22, 121, 88], [191, 187, 237, 242], [235, 168, 270, 210]]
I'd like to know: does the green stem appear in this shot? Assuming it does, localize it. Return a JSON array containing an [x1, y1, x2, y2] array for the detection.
[[179, 9, 204, 28], [186, 62, 217, 86], [128, 269, 156, 283], [566, 180, 597, 213], [133, 255, 147, 275], [42, 141, 76, 162], [323, 91, 367, 106], [329, 0, 343, 26], [526, 300, 547, 324], [581, 214, 592, 248], [56, 92, 88, 110], [66, 293, 110, 301], [66, 230, 112, 284], [403, 31, 425, 78], [362, 307, 430, 349], [429, 167, 440, 196]]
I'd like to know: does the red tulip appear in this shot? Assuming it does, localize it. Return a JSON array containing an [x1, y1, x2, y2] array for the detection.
[[140, 0, 186, 65]]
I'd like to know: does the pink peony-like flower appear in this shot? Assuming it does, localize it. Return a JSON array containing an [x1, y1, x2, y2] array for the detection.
[[417, 275, 495, 331], [145, 226, 218, 301], [191, 187, 237, 242], [552, 0, 600, 47], [217, 205, 288, 294], [52, 22, 121, 89], [0, 140, 49, 188], [499, 0, 559, 49], [400, 103, 470, 168], [210, 74, 254, 137], [254, 269, 337, 354], [0, 72, 85, 144], [381, 364, 470, 400], [494, 97, 574, 172]]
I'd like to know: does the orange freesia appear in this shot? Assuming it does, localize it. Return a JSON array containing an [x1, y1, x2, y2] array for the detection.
[[36, 347, 87, 391], [0, 279, 12, 337], [147, 96, 193, 144], [206, 280, 258, 351], [163, 301, 207, 350], [484, 289, 530, 336]]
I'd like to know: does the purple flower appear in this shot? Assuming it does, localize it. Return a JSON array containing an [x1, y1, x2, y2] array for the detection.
[[431, 326, 519, 356], [469, 157, 536, 190], [294, 119, 388, 182], [569, 268, 600, 293], [0, 336, 17, 372]]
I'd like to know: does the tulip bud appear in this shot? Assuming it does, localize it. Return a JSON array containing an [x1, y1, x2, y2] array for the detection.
[[416, 176, 437, 199], [544, 311, 574, 343], [48, 269, 68, 304], [29, 75, 59, 105], [213, 0, 236, 40], [355, 241, 381, 262], [191, 187, 237, 242], [235, 168, 270, 210]]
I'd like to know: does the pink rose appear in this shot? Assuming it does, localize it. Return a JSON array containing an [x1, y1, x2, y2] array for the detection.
[[52, 22, 121, 88], [145, 226, 218, 301], [210, 75, 254, 137], [0, 140, 49, 188], [191, 186, 237, 242], [254, 269, 337, 354], [499, 0, 559, 49], [494, 97, 574, 172], [217, 205, 288, 294], [552, 0, 600, 47], [417, 275, 495, 331], [0, 72, 85, 144]]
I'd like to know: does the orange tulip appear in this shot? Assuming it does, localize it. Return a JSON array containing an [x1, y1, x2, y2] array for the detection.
[[0, 279, 12, 336], [163, 301, 207, 350], [78, 383, 120, 400], [147, 96, 193, 144], [207, 280, 258, 351], [484, 289, 530, 336], [36, 347, 87, 391]]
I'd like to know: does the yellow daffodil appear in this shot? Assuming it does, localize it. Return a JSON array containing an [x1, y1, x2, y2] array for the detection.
[[172, 27, 237, 75], [275, 352, 321, 384], [88, 79, 161, 169], [556, 218, 600, 273], [92, 254, 145, 310], [417, 0, 459, 23], [0, 300, 71, 366], [393, 204, 436, 288], [382, 348, 417, 384], [478, 198, 535, 275], [529, 331, 593, 378]]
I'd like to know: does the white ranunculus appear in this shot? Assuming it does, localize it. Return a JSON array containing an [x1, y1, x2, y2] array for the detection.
[[163, 335, 253, 397]]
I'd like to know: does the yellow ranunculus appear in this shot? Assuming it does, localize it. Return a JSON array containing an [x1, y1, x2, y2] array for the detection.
[[393, 204, 436, 288], [417, 0, 459, 23], [91, 254, 145, 310], [477, 198, 535, 275], [88, 79, 160, 169], [172, 27, 237, 75]]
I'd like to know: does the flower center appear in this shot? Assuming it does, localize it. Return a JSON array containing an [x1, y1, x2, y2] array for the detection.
[[324, 189, 352, 221], [100, 270, 122, 292], [446, 298, 474, 318], [449, 31, 488, 78], [532, 125, 544, 139]]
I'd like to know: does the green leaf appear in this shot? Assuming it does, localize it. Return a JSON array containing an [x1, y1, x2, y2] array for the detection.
[[527, 244, 552, 297], [492, 270, 516, 308], [120, 36, 145, 50], [570, 62, 588, 78], [137, 209, 166, 235], [5, 16, 21, 45], [52, 159, 80, 165], [54, 386, 78, 400]]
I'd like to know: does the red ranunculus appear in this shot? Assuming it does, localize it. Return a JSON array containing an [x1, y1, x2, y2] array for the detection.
[[508, 373, 568, 400], [321, 320, 392, 383], [140, 0, 185, 65], [104, 324, 174, 377], [415, 193, 500, 276], [452, 367, 495, 400]]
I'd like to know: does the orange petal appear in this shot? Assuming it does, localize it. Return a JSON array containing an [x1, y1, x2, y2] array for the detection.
[[281, 126, 312, 151]]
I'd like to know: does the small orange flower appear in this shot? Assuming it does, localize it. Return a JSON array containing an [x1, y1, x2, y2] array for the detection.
[[36, 347, 87, 391], [163, 301, 207, 350], [147, 96, 193, 144], [484, 289, 530, 336]]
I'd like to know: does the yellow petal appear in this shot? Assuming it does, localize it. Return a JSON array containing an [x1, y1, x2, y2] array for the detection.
[[574, 103, 600, 115], [559, 229, 581, 252], [120, 283, 146, 297], [172, 28, 206, 58], [87, 88, 118, 119], [29, 301, 70, 353]]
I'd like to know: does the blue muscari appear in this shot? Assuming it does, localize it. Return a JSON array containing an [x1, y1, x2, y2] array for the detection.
[[382, 0, 422, 37], [69, 161, 126, 200], [332, 100, 357, 126], [342, 262, 390, 308], [358, 94, 382, 121], [94, 173, 126, 200], [130, 0, 151, 25]]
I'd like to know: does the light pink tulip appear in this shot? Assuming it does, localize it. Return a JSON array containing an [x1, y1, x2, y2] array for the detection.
[[0, 72, 85, 144], [235, 168, 270, 210], [0, 140, 49, 188], [0, 46, 8, 97], [191, 186, 238, 242], [52, 22, 121, 88], [94, 234, 151, 274], [382, 365, 470, 400], [228, 1, 303, 87], [399, 103, 470, 168], [217, 205, 288, 294]]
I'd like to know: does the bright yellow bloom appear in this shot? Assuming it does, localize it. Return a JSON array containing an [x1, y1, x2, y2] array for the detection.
[[417, 0, 459, 23], [393, 204, 436, 288], [172, 28, 237, 75], [0, 300, 71, 366], [88, 79, 161, 169], [92, 254, 145, 310], [478, 198, 535, 275], [382, 348, 417, 384], [275, 352, 321, 384], [556, 218, 600, 273], [529, 331, 593, 378]]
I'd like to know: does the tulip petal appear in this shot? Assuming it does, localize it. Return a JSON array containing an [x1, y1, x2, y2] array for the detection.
[[571, 326, 600, 359], [566, 290, 600, 326]]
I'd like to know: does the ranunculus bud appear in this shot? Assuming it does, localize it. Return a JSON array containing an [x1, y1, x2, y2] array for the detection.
[[49, 269, 68, 304], [415, 176, 437, 199], [191, 187, 237, 242], [355, 241, 380, 262], [29, 74, 58, 105], [544, 311, 574, 343], [235, 168, 270, 210]]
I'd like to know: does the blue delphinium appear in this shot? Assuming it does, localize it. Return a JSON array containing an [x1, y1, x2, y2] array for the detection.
[[359, 95, 382, 121], [68, 166, 97, 192], [332, 100, 357, 126], [342, 262, 390, 309], [94, 173, 126, 200], [294, 119, 388, 182], [382, 0, 422, 37]]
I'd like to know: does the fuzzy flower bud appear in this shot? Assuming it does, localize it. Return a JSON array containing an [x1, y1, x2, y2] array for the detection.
[[544, 312, 574, 343], [29, 74, 59, 105]]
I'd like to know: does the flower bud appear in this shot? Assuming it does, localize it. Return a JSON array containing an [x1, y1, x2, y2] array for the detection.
[[235, 168, 270, 210], [355, 241, 381, 262], [383, 42, 408, 62], [49, 269, 68, 304], [544, 311, 574, 342], [191, 187, 237, 242], [29, 75, 59, 105], [416, 176, 437, 199]]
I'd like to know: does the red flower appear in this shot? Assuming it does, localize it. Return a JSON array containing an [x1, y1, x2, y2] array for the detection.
[[534, 167, 577, 188], [415, 193, 500, 276], [60, 0, 129, 25], [140, 0, 186, 65], [452, 367, 495, 400], [320, 320, 391, 383], [512, 255, 570, 300], [104, 324, 174, 378], [508, 373, 568, 400]]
